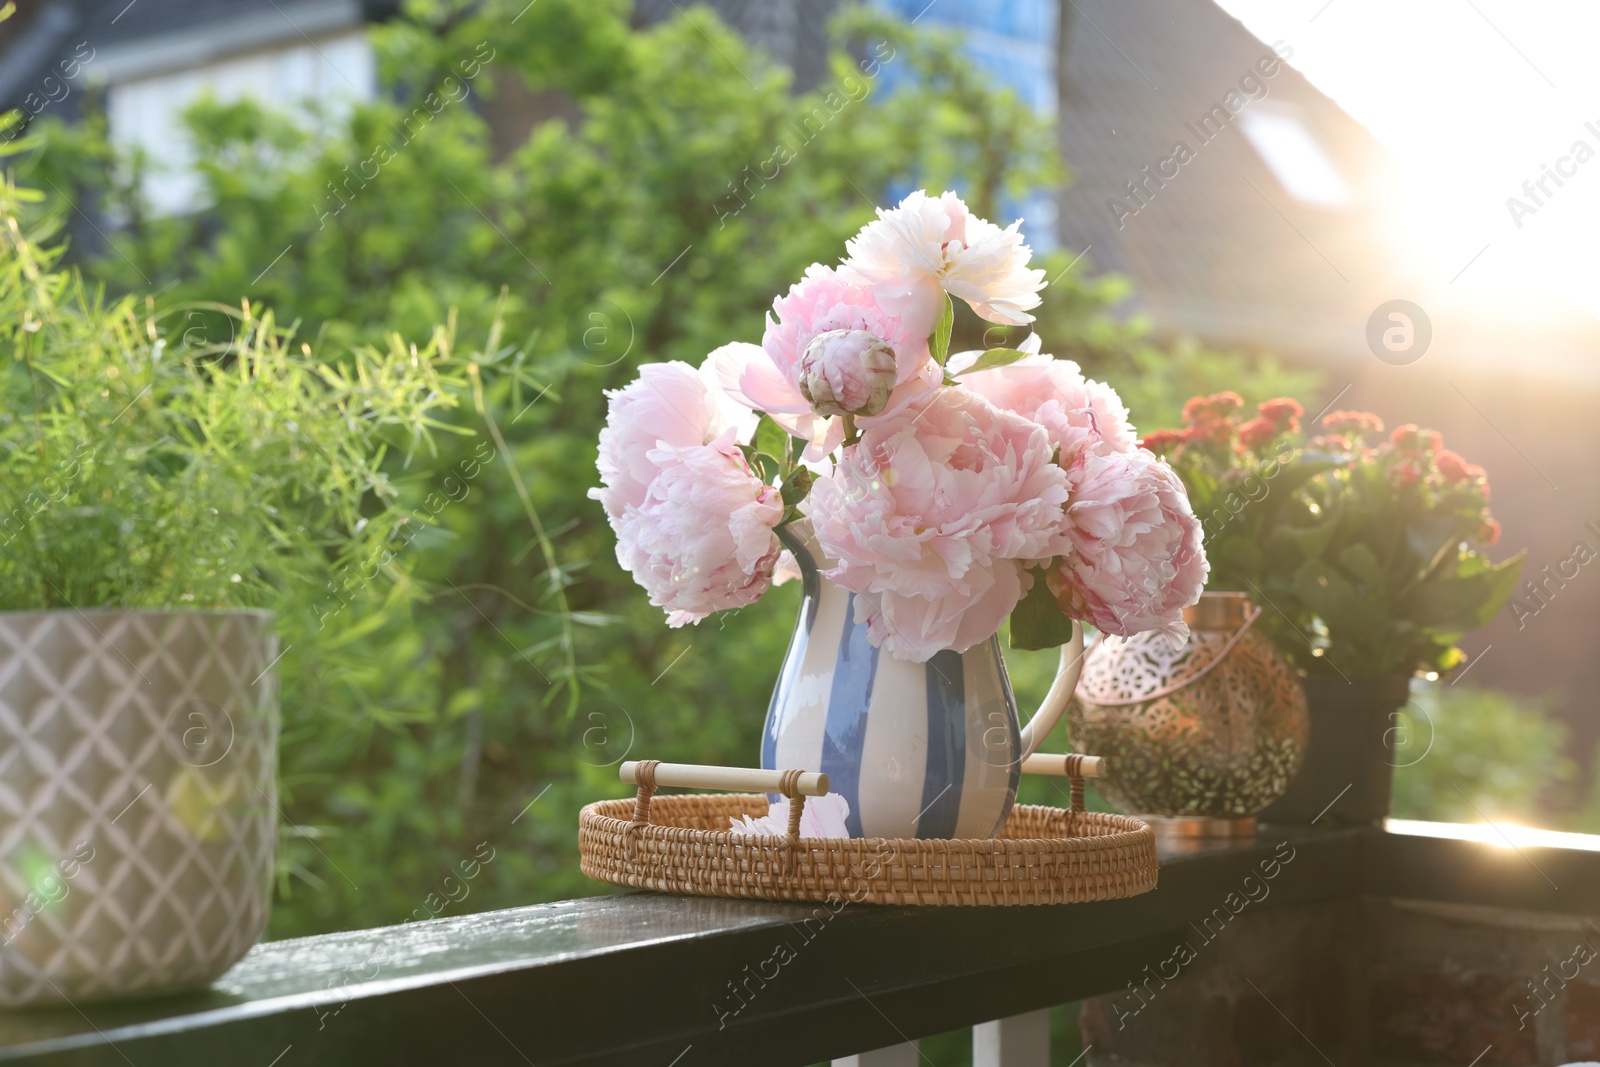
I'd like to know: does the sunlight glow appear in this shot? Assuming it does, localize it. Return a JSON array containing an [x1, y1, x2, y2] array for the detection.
[[1215, 0, 1600, 319], [1387, 818, 1600, 853]]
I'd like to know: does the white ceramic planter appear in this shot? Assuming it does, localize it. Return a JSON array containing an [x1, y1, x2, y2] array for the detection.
[[0, 610, 279, 1006]]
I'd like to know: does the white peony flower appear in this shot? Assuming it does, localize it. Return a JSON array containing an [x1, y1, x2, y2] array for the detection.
[[840, 190, 1047, 337], [728, 792, 852, 838]]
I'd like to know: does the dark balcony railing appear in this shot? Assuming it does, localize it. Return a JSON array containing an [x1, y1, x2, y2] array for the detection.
[[2, 822, 1598, 1066]]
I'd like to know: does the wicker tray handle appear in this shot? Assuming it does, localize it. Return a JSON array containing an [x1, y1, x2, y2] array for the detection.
[[619, 756, 1105, 833], [1020, 753, 1103, 814], [620, 761, 832, 843]]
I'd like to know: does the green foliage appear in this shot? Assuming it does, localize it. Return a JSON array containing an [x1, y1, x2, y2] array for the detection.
[[1009, 572, 1076, 651], [1390, 683, 1578, 826], [1582, 748, 1600, 834], [831, 5, 1066, 221], [0, 172, 488, 615], [1146, 398, 1522, 677], [14, 0, 1317, 936], [931, 293, 955, 366]]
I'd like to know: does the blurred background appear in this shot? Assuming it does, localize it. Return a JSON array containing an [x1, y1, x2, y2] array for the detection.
[[1, 0, 1595, 968]]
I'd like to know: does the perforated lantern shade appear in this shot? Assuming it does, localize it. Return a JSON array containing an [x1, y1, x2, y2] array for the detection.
[[1067, 593, 1309, 818]]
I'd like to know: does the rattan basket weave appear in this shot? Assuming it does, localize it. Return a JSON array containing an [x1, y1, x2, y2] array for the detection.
[[579, 759, 1158, 906]]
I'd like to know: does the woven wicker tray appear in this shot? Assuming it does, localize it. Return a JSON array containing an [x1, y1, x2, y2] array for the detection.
[[579, 758, 1158, 906]]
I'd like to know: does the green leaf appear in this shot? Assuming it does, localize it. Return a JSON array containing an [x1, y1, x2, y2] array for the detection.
[[779, 466, 814, 509], [1404, 550, 1526, 631], [753, 413, 791, 474], [953, 347, 1030, 376], [1405, 576, 1497, 632], [568, 611, 620, 627], [930, 293, 955, 366], [1262, 454, 1343, 506], [739, 444, 779, 484], [1337, 543, 1386, 592], [1009, 572, 1076, 650], [1476, 551, 1527, 623], [1291, 558, 1365, 633], [1404, 515, 1460, 579]]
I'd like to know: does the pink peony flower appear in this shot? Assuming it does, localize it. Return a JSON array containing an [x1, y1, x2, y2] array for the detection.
[[808, 388, 1069, 662], [954, 344, 1137, 464], [798, 329, 898, 417], [728, 792, 851, 838], [716, 265, 935, 457], [771, 549, 803, 586], [613, 439, 783, 627], [840, 190, 1046, 337], [1048, 448, 1208, 645], [589, 357, 756, 522]]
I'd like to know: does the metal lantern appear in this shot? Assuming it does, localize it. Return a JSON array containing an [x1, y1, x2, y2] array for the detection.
[[1068, 592, 1309, 838]]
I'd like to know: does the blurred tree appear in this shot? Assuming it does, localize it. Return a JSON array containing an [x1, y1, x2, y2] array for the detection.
[[17, 0, 1317, 935]]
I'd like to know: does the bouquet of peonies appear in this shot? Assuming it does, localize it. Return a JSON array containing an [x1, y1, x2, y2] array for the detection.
[[590, 191, 1209, 662]]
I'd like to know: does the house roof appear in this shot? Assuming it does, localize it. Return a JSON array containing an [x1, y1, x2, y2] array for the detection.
[[81, 0, 397, 83], [0, 0, 396, 101], [75, 0, 400, 44], [0, 1, 94, 110]]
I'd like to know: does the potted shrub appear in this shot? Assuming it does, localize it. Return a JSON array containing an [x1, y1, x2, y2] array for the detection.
[[1143, 394, 1523, 824], [0, 170, 474, 1005]]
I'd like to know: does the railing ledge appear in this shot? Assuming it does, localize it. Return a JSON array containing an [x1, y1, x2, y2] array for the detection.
[[2, 822, 1596, 1066]]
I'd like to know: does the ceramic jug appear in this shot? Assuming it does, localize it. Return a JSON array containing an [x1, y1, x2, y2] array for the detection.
[[760, 520, 1083, 839]]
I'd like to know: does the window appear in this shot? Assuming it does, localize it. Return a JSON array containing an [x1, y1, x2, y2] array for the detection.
[[1238, 108, 1355, 208], [106, 29, 374, 215]]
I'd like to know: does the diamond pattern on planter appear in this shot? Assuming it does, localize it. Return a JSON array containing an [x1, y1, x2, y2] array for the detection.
[[0, 610, 278, 1006]]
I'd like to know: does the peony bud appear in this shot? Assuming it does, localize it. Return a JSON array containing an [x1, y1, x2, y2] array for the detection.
[[797, 329, 897, 418]]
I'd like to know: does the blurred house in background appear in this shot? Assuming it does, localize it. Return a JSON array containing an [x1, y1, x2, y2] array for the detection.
[[1056, 0, 1600, 379], [3, 0, 1596, 779], [1, 0, 395, 212], [1054, 0, 1600, 777]]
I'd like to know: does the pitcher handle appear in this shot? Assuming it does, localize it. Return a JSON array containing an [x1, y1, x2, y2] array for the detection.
[[1015, 621, 1085, 759]]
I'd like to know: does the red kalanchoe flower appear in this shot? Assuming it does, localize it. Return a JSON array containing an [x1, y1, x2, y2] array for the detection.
[[1189, 417, 1236, 447], [1259, 397, 1304, 421], [1321, 410, 1384, 435], [1435, 448, 1470, 482], [1478, 518, 1502, 546], [1389, 424, 1442, 454], [1257, 397, 1304, 433], [1139, 428, 1190, 454], [1182, 391, 1244, 426], [1390, 461, 1422, 488], [1435, 448, 1485, 485], [1237, 416, 1277, 450]]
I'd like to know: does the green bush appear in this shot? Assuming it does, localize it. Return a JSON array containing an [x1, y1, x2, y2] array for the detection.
[[0, 161, 489, 614], [1390, 683, 1578, 826], [15, 0, 1317, 936]]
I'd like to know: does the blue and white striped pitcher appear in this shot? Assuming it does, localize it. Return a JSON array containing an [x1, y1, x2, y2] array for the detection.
[[760, 519, 1085, 840]]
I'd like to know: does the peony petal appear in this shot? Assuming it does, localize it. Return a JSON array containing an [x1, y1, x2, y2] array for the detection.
[[812, 388, 1070, 662]]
